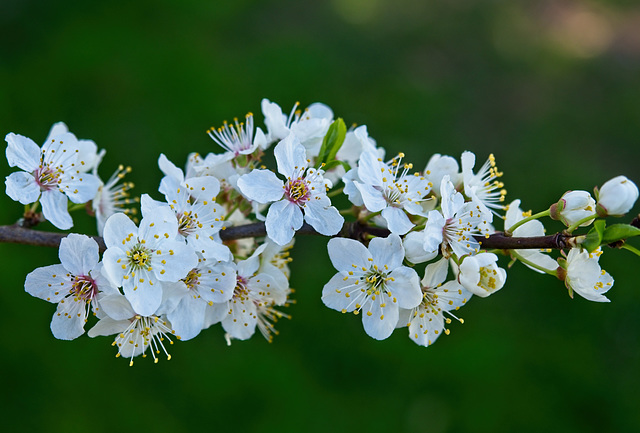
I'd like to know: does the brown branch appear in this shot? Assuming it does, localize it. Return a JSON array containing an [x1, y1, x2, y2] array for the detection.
[[0, 224, 106, 251], [0, 221, 580, 253]]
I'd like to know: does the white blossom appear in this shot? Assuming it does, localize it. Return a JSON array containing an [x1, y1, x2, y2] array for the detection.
[[398, 258, 471, 347], [353, 151, 431, 234], [458, 252, 507, 298], [237, 134, 343, 245], [461, 151, 506, 217], [261, 98, 333, 157], [596, 175, 639, 217], [5, 124, 100, 229], [563, 248, 614, 302], [322, 234, 422, 340], [551, 190, 597, 227], [88, 293, 178, 365], [163, 255, 237, 341], [101, 210, 198, 316], [207, 112, 267, 157], [24, 233, 118, 340], [406, 175, 486, 262], [424, 153, 461, 195], [206, 244, 288, 342]]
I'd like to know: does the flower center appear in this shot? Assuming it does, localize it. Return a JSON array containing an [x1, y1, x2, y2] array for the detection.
[[233, 276, 250, 300], [478, 266, 498, 290], [285, 178, 310, 204], [34, 166, 61, 191], [177, 212, 195, 236], [362, 268, 390, 295], [183, 269, 200, 290], [70, 275, 97, 302], [127, 244, 152, 270]]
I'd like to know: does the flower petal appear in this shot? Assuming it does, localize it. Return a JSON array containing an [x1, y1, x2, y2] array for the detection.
[[5, 171, 40, 204], [25, 264, 71, 303], [50, 300, 86, 340], [58, 233, 99, 276], [303, 199, 344, 236], [362, 294, 398, 340], [327, 237, 371, 273], [5, 133, 40, 171], [274, 133, 307, 178], [237, 169, 284, 203], [41, 189, 73, 230], [265, 200, 302, 246]]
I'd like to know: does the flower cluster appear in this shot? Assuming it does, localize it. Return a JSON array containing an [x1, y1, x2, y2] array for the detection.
[[7, 98, 640, 364]]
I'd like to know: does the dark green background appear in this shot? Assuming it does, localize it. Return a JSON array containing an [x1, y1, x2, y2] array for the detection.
[[1, 1, 639, 432]]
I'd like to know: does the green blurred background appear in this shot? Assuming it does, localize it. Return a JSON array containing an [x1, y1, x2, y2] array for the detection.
[[1, 0, 639, 432]]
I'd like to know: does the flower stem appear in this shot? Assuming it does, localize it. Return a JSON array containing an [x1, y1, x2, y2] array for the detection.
[[360, 211, 381, 223], [566, 214, 598, 234], [505, 210, 550, 235], [327, 187, 344, 198], [510, 250, 558, 277], [621, 243, 640, 257]]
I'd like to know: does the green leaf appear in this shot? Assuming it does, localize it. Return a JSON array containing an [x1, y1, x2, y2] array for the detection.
[[601, 224, 640, 244], [582, 219, 605, 253], [322, 159, 351, 173], [316, 118, 346, 168]]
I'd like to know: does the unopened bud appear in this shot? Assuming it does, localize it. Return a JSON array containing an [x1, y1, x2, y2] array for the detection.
[[595, 175, 639, 217]]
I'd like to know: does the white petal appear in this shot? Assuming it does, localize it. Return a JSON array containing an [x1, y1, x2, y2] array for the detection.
[[327, 237, 371, 273], [303, 199, 344, 236], [40, 189, 73, 229], [153, 241, 198, 282], [103, 213, 139, 250], [362, 294, 398, 340], [25, 264, 71, 303], [357, 151, 384, 187], [355, 182, 386, 212], [422, 257, 449, 288], [408, 309, 445, 347], [50, 300, 86, 340], [321, 273, 363, 313], [122, 270, 162, 316], [387, 266, 422, 309], [369, 234, 403, 271], [98, 294, 136, 321], [45, 122, 69, 142], [158, 153, 184, 183], [403, 231, 437, 264], [101, 247, 129, 286], [274, 134, 307, 177], [5, 133, 40, 171], [167, 294, 207, 341], [381, 206, 414, 235], [61, 172, 101, 204], [58, 234, 99, 276], [88, 317, 130, 338], [184, 176, 221, 202], [237, 169, 284, 203], [265, 200, 302, 246], [5, 171, 40, 204], [222, 299, 258, 340]]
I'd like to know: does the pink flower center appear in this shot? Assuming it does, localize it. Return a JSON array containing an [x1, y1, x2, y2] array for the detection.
[[71, 275, 97, 301], [284, 178, 310, 205], [34, 166, 61, 191]]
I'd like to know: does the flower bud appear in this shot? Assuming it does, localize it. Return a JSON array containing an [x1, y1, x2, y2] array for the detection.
[[596, 175, 639, 217], [458, 253, 506, 298], [549, 190, 596, 227]]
